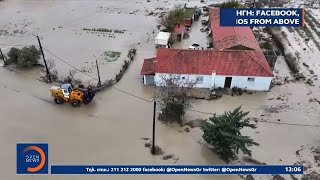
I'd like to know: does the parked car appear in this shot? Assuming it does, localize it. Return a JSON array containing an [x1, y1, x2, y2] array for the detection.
[[185, 25, 191, 31], [188, 43, 200, 49], [201, 20, 209, 26]]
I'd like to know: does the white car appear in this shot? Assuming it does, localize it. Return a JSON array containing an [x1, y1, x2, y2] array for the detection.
[[188, 43, 200, 49]]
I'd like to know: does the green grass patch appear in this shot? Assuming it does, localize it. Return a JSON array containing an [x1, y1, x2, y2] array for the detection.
[[103, 51, 121, 62]]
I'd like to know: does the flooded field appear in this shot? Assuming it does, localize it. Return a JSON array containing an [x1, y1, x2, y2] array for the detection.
[[1, 0, 320, 180]]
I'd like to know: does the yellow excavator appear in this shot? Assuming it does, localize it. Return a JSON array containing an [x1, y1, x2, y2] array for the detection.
[[49, 84, 95, 107]]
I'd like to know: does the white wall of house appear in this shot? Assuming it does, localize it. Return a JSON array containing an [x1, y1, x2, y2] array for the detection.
[[154, 73, 272, 91], [143, 75, 155, 85], [155, 73, 211, 88], [214, 75, 272, 91]]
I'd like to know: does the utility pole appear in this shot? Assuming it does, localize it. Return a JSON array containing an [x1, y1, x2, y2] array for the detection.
[[36, 36, 51, 82], [0, 48, 6, 66], [96, 60, 102, 87], [151, 100, 156, 155]]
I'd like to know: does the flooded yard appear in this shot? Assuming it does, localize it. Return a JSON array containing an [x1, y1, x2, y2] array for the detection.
[[1, 0, 320, 180]]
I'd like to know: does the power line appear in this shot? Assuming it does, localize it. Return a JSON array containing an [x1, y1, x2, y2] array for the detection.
[[2, 44, 319, 128], [252, 120, 320, 128], [105, 87, 320, 128], [187, 109, 320, 128], [42, 47, 153, 103], [42, 47, 98, 81], [112, 86, 153, 103]]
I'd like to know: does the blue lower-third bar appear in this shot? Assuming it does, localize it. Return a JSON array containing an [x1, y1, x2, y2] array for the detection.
[[51, 165, 303, 174]]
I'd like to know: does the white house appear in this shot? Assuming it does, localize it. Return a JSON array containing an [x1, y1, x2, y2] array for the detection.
[[155, 32, 171, 48], [141, 8, 274, 91], [141, 48, 273, 91]]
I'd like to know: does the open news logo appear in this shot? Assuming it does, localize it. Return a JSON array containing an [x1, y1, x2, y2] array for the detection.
[[17, 143, 48, 174]]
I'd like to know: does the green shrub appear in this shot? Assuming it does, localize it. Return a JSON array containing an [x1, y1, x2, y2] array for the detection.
[[7, 45, 40, 68], [261, 42, 273, 50], [7, 47, 21, 63], [219, 0, 247, 8]]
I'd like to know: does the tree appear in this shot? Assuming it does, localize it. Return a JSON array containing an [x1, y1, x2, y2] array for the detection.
[[219, 0, 247, 8], [201, 106, 259, 159], [7, 45, 41, 68], [7, 47, 21, 63], [157, 5, 184, 32], [156, 75, 195, 126]]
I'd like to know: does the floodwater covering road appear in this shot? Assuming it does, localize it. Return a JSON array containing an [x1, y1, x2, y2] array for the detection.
[[0, 50, 241, 180], [1, 0, 320, 180]]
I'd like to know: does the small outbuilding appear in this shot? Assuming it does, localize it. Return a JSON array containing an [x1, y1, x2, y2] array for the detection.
[[140, 58, 155, 85], [155, 32, 171, 48]]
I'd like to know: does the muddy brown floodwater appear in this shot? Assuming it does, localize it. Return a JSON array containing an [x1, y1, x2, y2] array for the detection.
[[0, 1, 241, 180], [0, 50, 241, 180], [1, 0, 320, 180]]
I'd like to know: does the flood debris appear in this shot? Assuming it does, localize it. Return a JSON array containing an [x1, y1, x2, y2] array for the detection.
[[273, 175, 286, 180], [306, 78, 314, 86], [183, 119, 206, 128], [272, 76, 288, 86], [163, 154, 174, 160], [231, 86, 244, 96], [296, 149, 301, 155], [302, 171, 320, 180], [173, 157, 179, 164], [290, 175, 299, 180], [263, 105, 288, 114], [302, 62, 309, 68], [151, 145, 163, 155], [208, 91, 223, 100], [145, 141, 151, 147], [293, 73, 306, 80], [243, 157, 266, 165], [312, 146, 320, 164], [141, 138, 165, 156], [246, 175, 255, 180]]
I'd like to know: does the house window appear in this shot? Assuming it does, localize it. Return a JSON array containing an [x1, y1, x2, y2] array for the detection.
[[196, 76, 203, 83], [247, 77, 255, 82]]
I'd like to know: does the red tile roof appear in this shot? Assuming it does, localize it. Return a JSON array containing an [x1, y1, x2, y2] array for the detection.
[[210, 8, 261, 51], [173, 24, 185, 34], [141, 58, 155, 75], [154, 48, 273, 77]]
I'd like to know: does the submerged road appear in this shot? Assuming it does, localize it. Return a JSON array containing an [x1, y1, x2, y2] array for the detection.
[[0, 44, 242, 180]]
